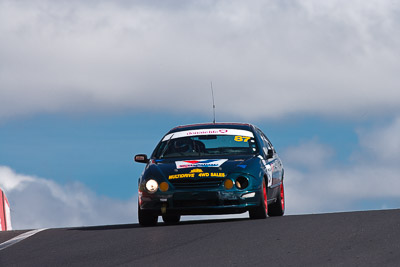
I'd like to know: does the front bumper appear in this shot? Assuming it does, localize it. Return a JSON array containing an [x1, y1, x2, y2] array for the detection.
[[139, 189, 261, 216]]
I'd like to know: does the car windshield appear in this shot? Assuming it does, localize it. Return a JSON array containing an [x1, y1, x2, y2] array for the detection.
[[153, 129, 258, 158]]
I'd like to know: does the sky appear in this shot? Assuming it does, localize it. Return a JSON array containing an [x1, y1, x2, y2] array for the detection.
[[1, 0, 400, 229]]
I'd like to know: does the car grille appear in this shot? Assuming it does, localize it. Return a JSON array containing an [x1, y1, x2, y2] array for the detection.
[[170, 178, 223, 189], [173, 199, 219, 207], [172, 191, 219, 207]]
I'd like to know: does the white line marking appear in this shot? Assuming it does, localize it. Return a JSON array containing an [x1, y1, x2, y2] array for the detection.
[[0, 228, 47, 251]]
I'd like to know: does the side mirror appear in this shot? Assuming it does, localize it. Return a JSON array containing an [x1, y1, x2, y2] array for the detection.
[[267, 149, 274, 159], [263, 147, 274, 159], [134, 154, 149, 163]]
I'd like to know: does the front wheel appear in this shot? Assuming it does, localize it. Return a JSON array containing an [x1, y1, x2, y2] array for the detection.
[[249, 179, 268, 219], [268, 182, 285, 216], [138, 202, 158, 226]]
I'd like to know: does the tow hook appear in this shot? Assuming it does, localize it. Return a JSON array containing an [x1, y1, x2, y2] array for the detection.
[[161, 203, 167, 214]]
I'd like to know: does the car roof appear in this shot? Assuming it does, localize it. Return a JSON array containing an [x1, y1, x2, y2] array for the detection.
[[168, 122, 255, 134]]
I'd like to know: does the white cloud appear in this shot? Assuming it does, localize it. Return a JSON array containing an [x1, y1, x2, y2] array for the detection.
[[1, 0, 400, 120], [0, 166, 137, 229], [284, 116, 400, 214], [357, 117, 400, 163], [282, 139, 334, 169]]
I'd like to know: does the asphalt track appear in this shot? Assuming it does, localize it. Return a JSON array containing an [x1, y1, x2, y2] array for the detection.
[[1, 209, 400, 266]]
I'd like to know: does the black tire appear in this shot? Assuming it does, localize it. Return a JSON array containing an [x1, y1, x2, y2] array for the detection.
[[162, 214, 181, 224], [249, 179, 268, 219], [268, 182, 285, 217], [138, 202, 158, 226]]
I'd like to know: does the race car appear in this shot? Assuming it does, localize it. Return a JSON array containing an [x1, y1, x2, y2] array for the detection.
[[135, 122, 285, 226], [0, 188, 12, 231]]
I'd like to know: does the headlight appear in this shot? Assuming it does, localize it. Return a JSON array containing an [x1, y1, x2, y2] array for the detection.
[[235, 176, 249, 189], [145, 179, 159, 193]]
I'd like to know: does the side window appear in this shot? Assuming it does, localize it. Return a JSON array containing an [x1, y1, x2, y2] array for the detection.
[[257, 129, 274, 158], [265, 135, 275, 151]]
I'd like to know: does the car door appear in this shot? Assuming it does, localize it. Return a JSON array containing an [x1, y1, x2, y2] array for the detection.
[[257, 129, 283, 188]]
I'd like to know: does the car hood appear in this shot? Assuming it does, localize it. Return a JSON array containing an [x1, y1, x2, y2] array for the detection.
[[145, 155, 260, 181]]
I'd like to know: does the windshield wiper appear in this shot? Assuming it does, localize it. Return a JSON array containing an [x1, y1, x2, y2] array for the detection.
[[191, 138, 201, 157], [159, 134, 174, 159]]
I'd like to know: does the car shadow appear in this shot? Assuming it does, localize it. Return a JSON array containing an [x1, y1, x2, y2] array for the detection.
[[69, 217, 250, 231]]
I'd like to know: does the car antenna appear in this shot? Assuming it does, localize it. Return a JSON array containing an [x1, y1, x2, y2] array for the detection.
[[211, 81, 216, 124]]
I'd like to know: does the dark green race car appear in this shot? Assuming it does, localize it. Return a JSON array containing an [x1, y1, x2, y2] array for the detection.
[[135, 122, 285, 226]]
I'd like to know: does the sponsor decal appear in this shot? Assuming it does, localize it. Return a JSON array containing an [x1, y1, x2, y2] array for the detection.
[[266, 164, 273, 187], [162, 129, 254, 141], [168, 172, 226, 179], [258, 155, 273, 187], [168, 173, 195, 179], [198, 172, 225, 177], [186, 129, 229, 136], [175, 159, 228, 169]]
